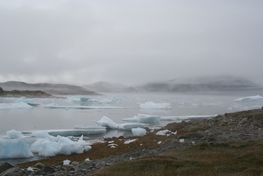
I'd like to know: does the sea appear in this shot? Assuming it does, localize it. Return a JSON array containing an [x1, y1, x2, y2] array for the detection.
[[0, 91, 263, 164]]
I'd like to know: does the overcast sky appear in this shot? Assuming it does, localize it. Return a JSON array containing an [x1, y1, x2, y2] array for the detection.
[[0, 0, 262, 85]]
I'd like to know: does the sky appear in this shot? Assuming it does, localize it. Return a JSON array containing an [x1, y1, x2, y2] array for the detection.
[[0, 0, 262, 85]]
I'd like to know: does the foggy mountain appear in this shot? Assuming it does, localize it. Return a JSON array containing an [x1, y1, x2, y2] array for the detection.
[[86, 76, 262, 93], [0, 81, 97, 95]]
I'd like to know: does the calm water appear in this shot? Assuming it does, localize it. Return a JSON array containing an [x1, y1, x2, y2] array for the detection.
[[1, 92, 263, 135]]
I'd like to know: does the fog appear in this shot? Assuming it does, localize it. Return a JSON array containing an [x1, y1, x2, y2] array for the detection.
[[0, 0, 262, 85]]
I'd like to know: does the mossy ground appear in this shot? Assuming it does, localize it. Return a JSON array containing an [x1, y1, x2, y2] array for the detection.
[[94, 141, 263, 176]]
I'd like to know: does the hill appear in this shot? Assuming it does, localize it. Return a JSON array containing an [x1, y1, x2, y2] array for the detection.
[[0, 81, 97, 95]]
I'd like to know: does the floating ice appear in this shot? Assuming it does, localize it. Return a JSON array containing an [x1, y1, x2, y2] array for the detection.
[[124, 139, 137, 144], [97, 116, 145, 131], [118, 123, 145, 130], [96, 116, 119, 129], [0, 102, 32, 110], [140, 101, 171, 109], [123, 114, 160, 124], [160, 114, 217, 122], [44, 104, 123, 110], [156, 130, 177, 136], [131, 128, 147, 137], [235, 95, 263, 102]]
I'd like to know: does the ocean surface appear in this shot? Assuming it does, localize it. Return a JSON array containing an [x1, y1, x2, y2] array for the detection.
[[1, 92, 263, 135]]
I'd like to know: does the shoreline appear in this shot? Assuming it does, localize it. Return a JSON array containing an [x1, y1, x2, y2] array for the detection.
[[1, 108, 263, 175]]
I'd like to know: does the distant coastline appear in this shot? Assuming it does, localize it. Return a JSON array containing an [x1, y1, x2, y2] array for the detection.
[[0, 87, 52, 98]]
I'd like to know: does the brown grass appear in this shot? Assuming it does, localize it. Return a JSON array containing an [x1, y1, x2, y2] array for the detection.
[[93, 141, 263, 176]]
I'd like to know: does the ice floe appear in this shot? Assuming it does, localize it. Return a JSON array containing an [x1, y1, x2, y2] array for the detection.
[[235, 95, 263, 102], [0, 102, 32, 110], [123, 114, 160, 124], [131, 128, 147, 137], [139, 101, 171, 109]]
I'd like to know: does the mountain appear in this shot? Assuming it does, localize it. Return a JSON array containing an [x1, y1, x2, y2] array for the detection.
[[0, 81, 97, 95], [137, 76, 263, 93], [85, 81, 137, 93]]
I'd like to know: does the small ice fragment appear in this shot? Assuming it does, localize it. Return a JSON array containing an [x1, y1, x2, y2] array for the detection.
[[124, 139, 137, 144], [63, 160, 71, 166], [179, 139, 185, 143], [27, 167, 34, 172], [108, 143, 118, 148], [157, 141, 162, 145], [131, 128, 146, 137], [85, 158, 90, 162]]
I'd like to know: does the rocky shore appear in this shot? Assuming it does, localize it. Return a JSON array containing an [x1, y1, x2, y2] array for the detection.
[[1, 108, 263, 176]]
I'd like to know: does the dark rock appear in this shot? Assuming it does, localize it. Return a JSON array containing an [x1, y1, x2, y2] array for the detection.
[[0, 87, 3, 94], [34, 162, 45, 169], [0, 167, 23, 176], [0, 163, 13, 174]]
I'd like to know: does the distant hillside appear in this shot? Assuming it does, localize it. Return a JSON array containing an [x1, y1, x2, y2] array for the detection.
[[0, 87, 52, 98], [138, 76, 263, 93], [85, 82, 137, 93], [0, 81, 97, 95]]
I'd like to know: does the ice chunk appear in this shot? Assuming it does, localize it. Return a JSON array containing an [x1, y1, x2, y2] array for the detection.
[[31, 135, 91, 157], [97, 116, 145, 130], [96, 116, 119, 129], [131, 128, 146, 137], [0, 138, 33, 159], [235, 95, 263, 102], [118, 123, 145, 130], [123, 114, 160, 124], [6, 130, 24, 139], [179, 139, 185, 143], [140, 101, 171, 109], [156, 130, 177, 136], [124, 139, 137, 144], [63, 160, 71, 166]]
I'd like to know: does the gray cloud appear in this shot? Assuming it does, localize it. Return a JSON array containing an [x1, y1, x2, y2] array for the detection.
[[0, 0, 262, 84]]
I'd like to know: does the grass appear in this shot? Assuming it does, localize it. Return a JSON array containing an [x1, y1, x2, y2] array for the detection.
[[93, 141, 263, 176]]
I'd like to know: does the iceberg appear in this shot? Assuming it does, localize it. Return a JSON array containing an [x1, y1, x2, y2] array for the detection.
[[140, 101, 171, 109], [0, 130, 91, 159], [96, 116, 146, 131], [96, 116, 119, 129], [118, 123, 145, 130], [31, 135, 91, 157], [131, 128, 147, 137], [123, 114, 160, 124], [0, 130, 33, 159]]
